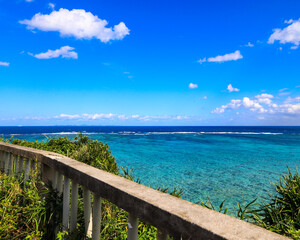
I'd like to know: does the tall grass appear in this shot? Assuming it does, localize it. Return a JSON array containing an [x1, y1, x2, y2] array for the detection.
[[1, 135, 178, 239], [0, 172, 47, 239]]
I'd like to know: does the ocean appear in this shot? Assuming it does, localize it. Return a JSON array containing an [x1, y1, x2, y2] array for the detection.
[[1, 126, 299, 210]]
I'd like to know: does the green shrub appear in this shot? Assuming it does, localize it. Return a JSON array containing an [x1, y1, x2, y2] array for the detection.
[[1, 135, 176, 239], [252, 167, 300, 239]]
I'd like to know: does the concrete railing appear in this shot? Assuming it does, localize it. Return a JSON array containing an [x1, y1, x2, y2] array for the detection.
[[0, 141, 289, 240]]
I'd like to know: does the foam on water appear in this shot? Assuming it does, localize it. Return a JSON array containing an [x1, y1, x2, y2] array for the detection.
[[23, 131, 284, 136]]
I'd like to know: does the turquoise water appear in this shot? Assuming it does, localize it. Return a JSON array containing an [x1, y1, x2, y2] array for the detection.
[[1, 126, 300, 209], [92, 133, 300, 207]]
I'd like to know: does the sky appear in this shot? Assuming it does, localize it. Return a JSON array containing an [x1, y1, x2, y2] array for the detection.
[[0, 0, 300, 126]]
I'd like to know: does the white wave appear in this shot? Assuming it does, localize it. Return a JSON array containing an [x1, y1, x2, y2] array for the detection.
[[7, 131, 284, 136], [199, 132, 283, 135], [143, 131, 283, 135], [41, 132, 100, 135]]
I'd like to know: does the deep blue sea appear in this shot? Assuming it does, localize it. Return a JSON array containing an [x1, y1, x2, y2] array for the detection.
[[1, 126, 299, 210]]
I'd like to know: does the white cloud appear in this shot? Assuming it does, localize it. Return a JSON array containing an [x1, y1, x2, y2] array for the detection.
[[285, 96, 300, 103], [245, 42, 254, 47], [198, 50, 243, 63], [255, 93, 274, 105], [33, 46, 78, 59], [189, 83, 198, 89], [48, 3, 55, 10], [279, 92, 290, 96], [4, 113, 192, 123], [284, 19, 294, 24], [59, 114, 80, 119], [255, 93, 274, 99], [203, 96, 207, 100], [279, 88, 288, 92], [20, 8, 130, 43], [243, 97, 264, 111], [25, 0, 34, 2], [212, 99, 242, 113], [53, 113, 191, 122], [212, 93, 300, 115], [279, 103, 300, 114], [268, 19, 300, 46], [0, 61, 9, 67], [227, 84, 240, 92], [291, 46, 298, 50]]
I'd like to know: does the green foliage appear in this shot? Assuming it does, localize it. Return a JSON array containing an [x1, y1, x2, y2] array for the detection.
[[199, 199, 229, 215], [252, 167, 300, 239], [8, 134, 119, 175], [0, 172, 46, 239], [0, 135, 176, 239]]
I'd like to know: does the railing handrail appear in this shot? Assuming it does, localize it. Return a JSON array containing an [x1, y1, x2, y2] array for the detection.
[[0, 141, 289, 240]]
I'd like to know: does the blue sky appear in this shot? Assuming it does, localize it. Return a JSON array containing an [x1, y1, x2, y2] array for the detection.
[[0, 0, 300, 126]]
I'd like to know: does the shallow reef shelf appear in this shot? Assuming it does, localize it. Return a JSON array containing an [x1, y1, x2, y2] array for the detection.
[[0, 142, 290, 240]]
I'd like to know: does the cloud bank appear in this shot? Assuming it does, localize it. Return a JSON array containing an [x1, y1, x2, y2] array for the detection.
[[212, 93, 300, 116], [20, 8, 130, 43], [3, 113, 192, 124]]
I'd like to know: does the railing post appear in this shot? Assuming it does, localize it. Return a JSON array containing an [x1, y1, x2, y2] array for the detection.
[[4, 152, 9, 175], [17, 156, 23, 175], [41, 163, 54, 184], [0, 152, 3, 172], [8, 153, 14, 175], [14, 155, 19, 174], [53, 170, 58, 189], [30, 159, 36, 172], [0, 151, 5, 172], [70, 181, 79, 232], [24, 158, 30, 184], [157, 230, 168, 240], [128, 213, 138, 240], [92, 194, 102, 240], [83, 187, 93, 238], [56, 172, 63, 194], [1, 152, 5, 172], [63, 177, 70, 231]]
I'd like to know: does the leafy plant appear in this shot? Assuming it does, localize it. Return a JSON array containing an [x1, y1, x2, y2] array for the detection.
[[252, 167, 300, 239], [0, 172, 46, 239]]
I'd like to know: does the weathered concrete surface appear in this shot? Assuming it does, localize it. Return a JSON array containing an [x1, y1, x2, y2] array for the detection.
[[0, 142, 290, 240]]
